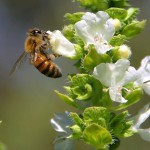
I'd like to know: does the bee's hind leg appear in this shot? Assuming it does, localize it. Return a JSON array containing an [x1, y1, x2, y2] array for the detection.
[[30, 52, 38, 64]]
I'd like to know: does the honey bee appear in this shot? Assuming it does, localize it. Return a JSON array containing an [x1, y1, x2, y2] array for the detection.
[[10, 28, 62, 78]]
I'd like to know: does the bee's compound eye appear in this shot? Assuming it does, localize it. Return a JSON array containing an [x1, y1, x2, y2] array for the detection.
[[35, 30, 41, 34], [31, 29, 41, 35], [35, 30, 40, 33]]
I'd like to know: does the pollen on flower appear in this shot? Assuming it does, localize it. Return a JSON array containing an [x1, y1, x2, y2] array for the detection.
[[94, 34, 103, 43]]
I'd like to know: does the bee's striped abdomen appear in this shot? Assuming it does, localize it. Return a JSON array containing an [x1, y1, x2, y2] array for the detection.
[[33, 52, 62, 78]]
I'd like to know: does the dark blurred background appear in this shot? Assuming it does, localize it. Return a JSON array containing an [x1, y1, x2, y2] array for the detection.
[[0, 0, 150, 150]]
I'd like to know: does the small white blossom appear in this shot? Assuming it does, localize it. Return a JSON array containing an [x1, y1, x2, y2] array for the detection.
[[47, 30, 76, 58], [135, 56, 150, 95], [93, 59, 138, 103], [132, 103, 150, 141], [74, 11, 115, 54]]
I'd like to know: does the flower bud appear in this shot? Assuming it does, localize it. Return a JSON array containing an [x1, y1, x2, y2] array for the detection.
[[118, 45, 132, 59], [113, 19, 121, 31]]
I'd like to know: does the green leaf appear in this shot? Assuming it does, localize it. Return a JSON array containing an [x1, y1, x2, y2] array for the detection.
[[70, 112, 84, 127], [83, 123, 112, 149], [109, 34, 126, 46], [124, 8, 139, 22], [74, 0, 110, 12], [111, 0, 130, 8], [113, 87, 143, 110], [110, 111, 128, 136], [69, 74, 94, 101], [63, 24, 75, 41], [71, 44, 84, 60], [72, 83, 93, 100], [109, 137, 120, 150], [90, 78, 104, 106], [83, 107, 110, 127], [121, 121, 135, 137], [83, 46, 111, 70], [74, 0, 130, 11], [110, 111, 134, 138], [68, 74, 103, 103], [55, 90, 78, 108], [65, 12, 85, 24], [122, 20, 146, 39], [99, 90, 112, 107], [106, 8, 127, 20], [70, 125, 83, 139]]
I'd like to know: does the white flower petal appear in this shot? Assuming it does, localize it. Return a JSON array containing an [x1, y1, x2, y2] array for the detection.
[[93, 59, 130, 87], [96, 42, 113, 54], [47, 30, 76, 58], [82, 11, 109, 36], [93, 59, 133, 103], [82, 12, 100, 25], [74, 11, 115, 54], [132, 103, 150, 129], [96, 11, 109, 22], [123, 66, 139, 85], [93, 63, 113, 87], [111, 59, 130, 85], [142, 82, 150, 95], [135, 56, 150, 95], [103, 18, 115, 41], [131, 103, 150, 141], [109, 86, 127, 103], [141, 56, 150, 69], [75, 20, 94, 44], [137, 56, 150, 83]]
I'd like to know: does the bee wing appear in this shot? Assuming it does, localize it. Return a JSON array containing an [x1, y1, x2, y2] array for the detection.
[[9, 51, 28, 77]]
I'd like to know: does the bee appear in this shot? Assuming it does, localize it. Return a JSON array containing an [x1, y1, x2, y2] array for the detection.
[[10, 28, 62, 78]]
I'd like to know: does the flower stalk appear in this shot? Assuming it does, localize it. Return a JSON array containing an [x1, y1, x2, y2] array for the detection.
[[50, 0, 149, 149]]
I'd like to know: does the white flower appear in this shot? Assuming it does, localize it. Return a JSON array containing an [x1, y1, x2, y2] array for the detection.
[[74, 11, 115, 54], [135, 56, 150, 95], [132, 103, 150, 141], [93, 59, 138, 103], [46, 30, 76, 58]]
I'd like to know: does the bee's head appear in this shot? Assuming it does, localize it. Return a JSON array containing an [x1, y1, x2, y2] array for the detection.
[[28, 28, 42, 37]]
